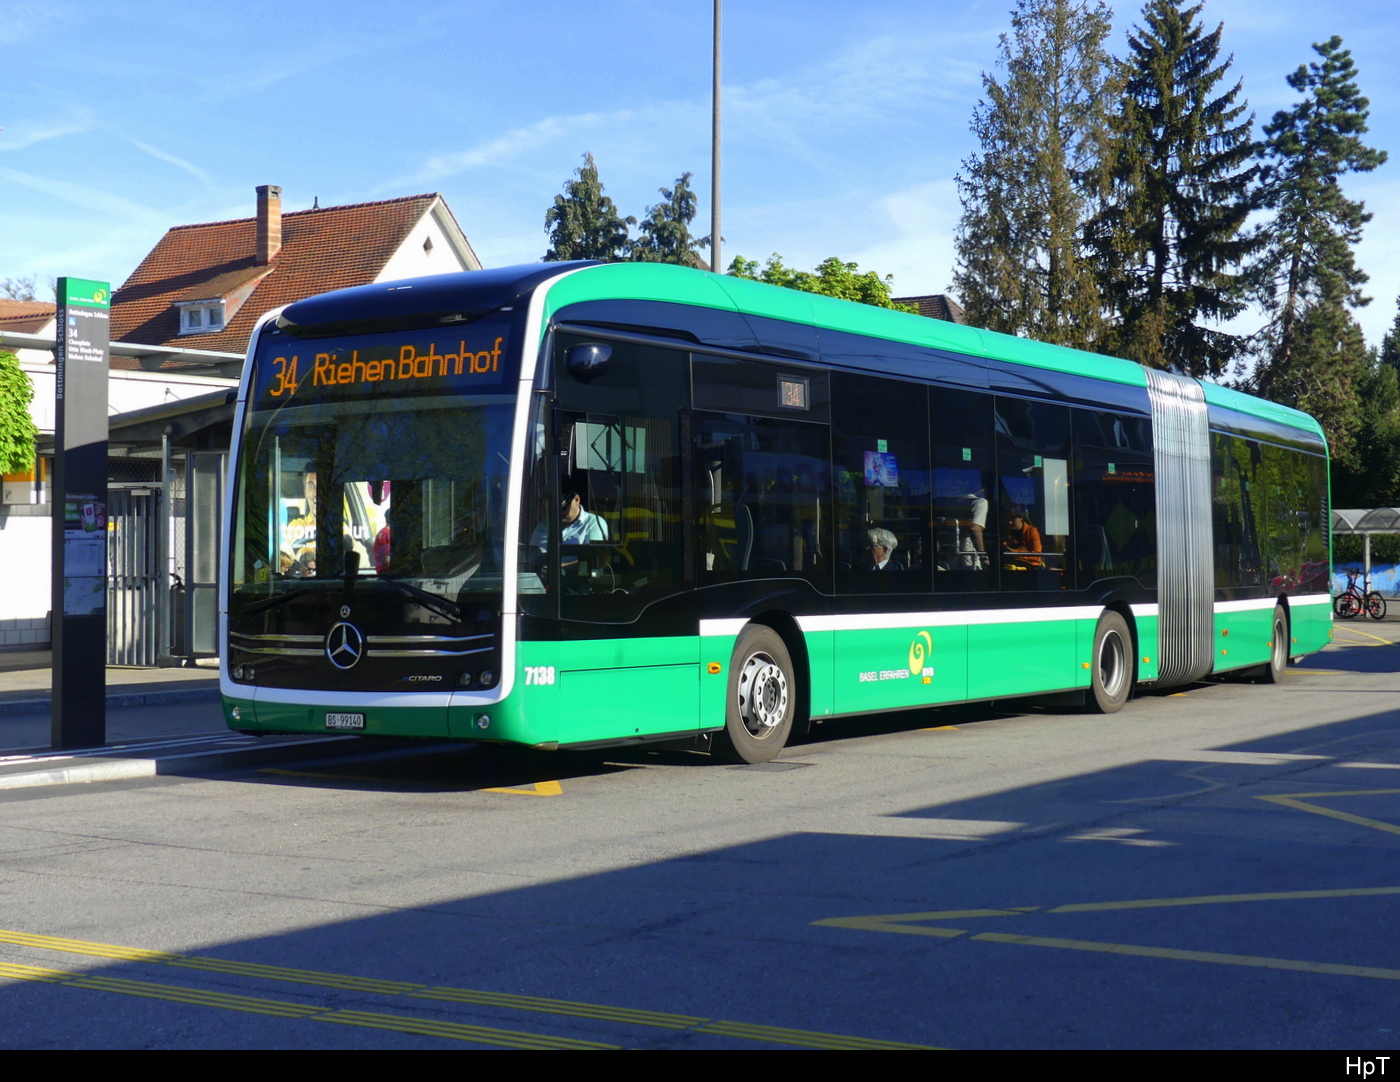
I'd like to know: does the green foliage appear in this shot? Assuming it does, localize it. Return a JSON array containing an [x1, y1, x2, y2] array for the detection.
[[1334, 533, 1400, 566], [1332, 357, 1400, 508], [954, 0, 1115, 349], [1250, 37, 1387, 405], [629, 173, 710, 267], [1379, 295, 1400, 375], [1088, 0, 1257, 378], [728, 254, 913, 311], [543, 153, 634, 262], [0, 349, 37, 475]]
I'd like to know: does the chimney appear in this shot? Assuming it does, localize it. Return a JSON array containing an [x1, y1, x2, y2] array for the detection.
[[256, 184, 282, 265]]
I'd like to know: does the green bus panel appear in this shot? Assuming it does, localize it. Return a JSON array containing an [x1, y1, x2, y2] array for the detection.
[[493, 636, 701, 746], [831, 624, 968, 714], [1212, 603, 1279, 673], [1133, 612, 1161, 684], [966, 617, 1086, 700], [698, 626, 740, 730], [804, 628, 836, 719], [1289, 598, 1332, 657]]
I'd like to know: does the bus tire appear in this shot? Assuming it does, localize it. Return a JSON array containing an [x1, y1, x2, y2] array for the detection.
[[1089, 611, 1132, 714], [1261, 605, 1288, 684], [715, 625, 795, 764]]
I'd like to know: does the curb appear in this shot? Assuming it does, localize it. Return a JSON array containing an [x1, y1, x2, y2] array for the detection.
[[0, 686, 221, 718], [0, 733, 365, 790]]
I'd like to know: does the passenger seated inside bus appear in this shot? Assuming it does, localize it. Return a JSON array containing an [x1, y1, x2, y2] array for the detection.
[[1003, 507, 1043, 570], [862, 527, 904, 571]]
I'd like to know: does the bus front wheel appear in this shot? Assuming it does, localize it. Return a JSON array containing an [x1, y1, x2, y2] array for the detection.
[[715, 625, 795, 764], [1089, 611, 1132, 714], [1261, 605, 1289, 684]]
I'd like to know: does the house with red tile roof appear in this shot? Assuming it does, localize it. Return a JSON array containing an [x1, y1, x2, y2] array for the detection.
[[111, 185, 481, 365]]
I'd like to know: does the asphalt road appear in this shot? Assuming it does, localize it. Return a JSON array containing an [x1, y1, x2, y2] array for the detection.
[[1, 623, 1397, 1050]]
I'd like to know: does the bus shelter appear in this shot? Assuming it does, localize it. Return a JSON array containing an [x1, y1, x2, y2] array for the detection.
[[1331, 508, 1400, 590]]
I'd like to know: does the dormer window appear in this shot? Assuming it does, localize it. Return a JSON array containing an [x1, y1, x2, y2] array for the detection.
[[178, 301, 226, 334]]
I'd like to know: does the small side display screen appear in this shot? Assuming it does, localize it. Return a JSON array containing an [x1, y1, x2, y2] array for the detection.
[[250, 322, 516, 407]]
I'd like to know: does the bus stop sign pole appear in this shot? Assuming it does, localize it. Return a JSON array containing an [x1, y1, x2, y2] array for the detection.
[[51, 276, 110, 750]]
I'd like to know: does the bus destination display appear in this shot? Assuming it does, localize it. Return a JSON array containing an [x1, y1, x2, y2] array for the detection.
[[253, 326, 514, 404]]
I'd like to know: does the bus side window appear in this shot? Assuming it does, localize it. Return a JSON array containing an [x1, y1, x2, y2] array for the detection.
[[832, 370, 932, 595], [931, 386, 997, 593], [1073, 408, 1155, 590], [994, 397, 1072, 591]]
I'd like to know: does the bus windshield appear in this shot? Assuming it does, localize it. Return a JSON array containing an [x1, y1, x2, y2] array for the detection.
[[230, 319, 522, 614]]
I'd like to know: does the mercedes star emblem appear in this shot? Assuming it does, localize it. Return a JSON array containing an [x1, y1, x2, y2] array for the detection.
[[325, 621, 365, 669]]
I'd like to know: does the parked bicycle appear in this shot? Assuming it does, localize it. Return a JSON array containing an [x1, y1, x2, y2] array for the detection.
[[1334, 568, 1387, 620]]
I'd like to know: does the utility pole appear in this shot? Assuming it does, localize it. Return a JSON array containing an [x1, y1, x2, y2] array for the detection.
[[711, 0, 722, 274]]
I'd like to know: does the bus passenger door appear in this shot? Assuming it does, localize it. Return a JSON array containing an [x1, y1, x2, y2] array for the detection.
[[534, 402, 700, 744]]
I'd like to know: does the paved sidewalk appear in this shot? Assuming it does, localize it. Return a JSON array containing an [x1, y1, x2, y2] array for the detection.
[[0, 648, 221, 723], [0, 649, 359, 787]]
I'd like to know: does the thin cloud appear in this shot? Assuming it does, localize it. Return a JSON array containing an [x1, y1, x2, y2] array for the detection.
[[0, 164, 171, 228], [127, 138, 212, 186], [0, 0, 76, 45], [0, 108, 96, 152]]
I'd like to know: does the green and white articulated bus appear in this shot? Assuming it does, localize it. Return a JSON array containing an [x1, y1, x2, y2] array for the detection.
[[221, 262, 1331, 763]]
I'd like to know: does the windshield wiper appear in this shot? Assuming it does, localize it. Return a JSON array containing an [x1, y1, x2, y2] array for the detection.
[[374, 575, 463, 621]]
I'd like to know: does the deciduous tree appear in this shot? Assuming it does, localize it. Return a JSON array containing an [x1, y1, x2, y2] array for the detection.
[[728, 254, 912, 311], [0, 349, 37, 475]]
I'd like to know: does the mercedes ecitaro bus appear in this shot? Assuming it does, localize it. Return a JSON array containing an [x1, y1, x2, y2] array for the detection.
[[221, 262, 1332, 763]]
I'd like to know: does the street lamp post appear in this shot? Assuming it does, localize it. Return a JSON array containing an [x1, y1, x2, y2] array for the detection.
[[711, 0, 722, 274]]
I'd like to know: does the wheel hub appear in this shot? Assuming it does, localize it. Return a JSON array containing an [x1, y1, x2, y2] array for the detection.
[[738, 653, 788, 735]]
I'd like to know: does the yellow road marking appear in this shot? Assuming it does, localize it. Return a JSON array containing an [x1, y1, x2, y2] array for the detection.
[[0, 960, 613, 1048], [1256, 789, 1400, 837], [483, 779, 563, 796], [694, 1020, 943, 1049], [919, 725, 958, 731], [815, 885, 1400, 979], [0, 927, 934, 1049], [968, 932, 1400, 981], [1330, 626, 1393, 646]]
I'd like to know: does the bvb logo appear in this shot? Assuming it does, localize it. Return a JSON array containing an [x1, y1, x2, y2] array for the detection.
[[909, 630, 933, 677]]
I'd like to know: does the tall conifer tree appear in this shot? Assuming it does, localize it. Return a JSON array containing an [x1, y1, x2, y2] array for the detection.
[[1089, 0, 1256, 377], [1249, 36, 1387, 445], [954, 0, 1115, 348], [629, 173, 710, 267], [543, 153, 634, 262]]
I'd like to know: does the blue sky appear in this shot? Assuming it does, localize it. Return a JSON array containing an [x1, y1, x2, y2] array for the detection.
[[3, 0, 1398, 348]]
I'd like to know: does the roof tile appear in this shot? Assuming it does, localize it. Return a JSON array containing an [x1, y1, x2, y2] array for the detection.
[[111, 194, 442, 355]]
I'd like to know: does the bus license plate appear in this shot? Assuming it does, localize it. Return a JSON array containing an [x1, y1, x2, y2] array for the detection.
[[325, 712, 365, 731]]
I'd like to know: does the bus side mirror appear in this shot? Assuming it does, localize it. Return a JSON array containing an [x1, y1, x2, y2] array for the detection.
[[565, 343, 612, 382]]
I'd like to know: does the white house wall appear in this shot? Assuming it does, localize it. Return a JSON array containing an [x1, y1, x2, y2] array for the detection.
[[373, 200, 481, 284]]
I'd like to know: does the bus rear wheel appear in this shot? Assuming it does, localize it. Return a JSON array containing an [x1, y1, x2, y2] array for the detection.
[[715, 625, 795, 764], [1089, 611, 1132, 714]]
